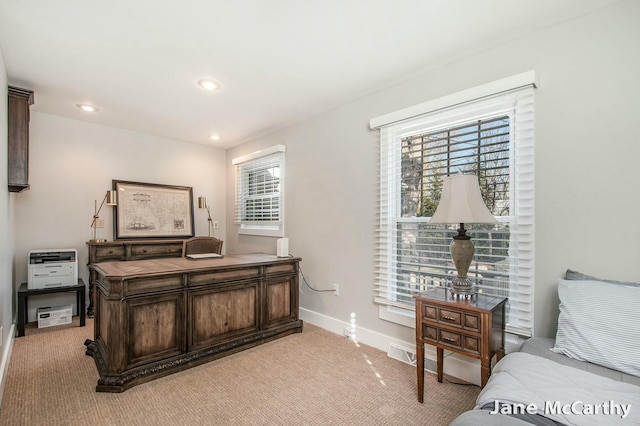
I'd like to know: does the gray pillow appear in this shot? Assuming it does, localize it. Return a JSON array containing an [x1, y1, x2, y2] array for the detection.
[[551, 279, 640, 377], [565, 269, 640, 287]]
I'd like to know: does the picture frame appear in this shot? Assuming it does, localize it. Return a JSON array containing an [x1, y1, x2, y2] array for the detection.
[[113, 180, 194, 240]]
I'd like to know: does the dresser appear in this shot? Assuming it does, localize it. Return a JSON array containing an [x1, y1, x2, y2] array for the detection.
[[86, 239, 184, 316], [86, 253, 302, 392], [414, 287, 507, 403]]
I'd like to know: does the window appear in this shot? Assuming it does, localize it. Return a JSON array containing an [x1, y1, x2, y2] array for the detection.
[[233, 145, 285, 237], [371, 73, 535, 337]]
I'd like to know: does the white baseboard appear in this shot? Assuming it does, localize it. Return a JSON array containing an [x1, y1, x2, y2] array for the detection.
[[0, 323, 16, 407], [299, 308, 481, 386]]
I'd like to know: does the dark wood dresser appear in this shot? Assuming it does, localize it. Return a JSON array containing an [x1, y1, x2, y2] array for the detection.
[[86, 240, 184, 316], [86, 253, 302, 392]]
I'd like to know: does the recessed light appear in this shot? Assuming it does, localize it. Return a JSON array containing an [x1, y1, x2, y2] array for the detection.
[[198, 79, 221, 91], [209, 134, 221, 141], [77, 104, 98, 112]]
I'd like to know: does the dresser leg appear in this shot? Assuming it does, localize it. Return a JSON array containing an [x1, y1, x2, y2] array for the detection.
[[437, 347, 443, 383]]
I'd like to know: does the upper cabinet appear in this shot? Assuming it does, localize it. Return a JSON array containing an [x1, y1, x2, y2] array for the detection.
[[8, 86, 34, 193]]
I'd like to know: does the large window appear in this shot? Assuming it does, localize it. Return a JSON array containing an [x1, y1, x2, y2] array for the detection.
[[233, 145, 285, 237], [372, 74, 535, 336]]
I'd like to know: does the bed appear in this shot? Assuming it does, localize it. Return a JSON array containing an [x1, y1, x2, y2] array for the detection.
[[450, 270, 640, 426]]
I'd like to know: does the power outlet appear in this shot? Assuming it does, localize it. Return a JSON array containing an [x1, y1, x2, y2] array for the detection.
[[213, 221, 219, 229], [333, 284, 339, 297], [95, 218, 105, 228]]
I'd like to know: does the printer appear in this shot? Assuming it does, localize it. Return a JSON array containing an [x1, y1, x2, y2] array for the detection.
[[27, 249, 78, 290]]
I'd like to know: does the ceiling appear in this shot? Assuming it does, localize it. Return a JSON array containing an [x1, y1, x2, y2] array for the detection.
[[0, 0, 622, 149]]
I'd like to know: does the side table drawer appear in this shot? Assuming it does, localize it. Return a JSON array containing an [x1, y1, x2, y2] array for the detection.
[[423, 304, 481, 332], [422, 325, 480, 356]]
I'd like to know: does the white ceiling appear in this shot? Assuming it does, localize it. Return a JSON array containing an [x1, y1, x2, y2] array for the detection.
[[0, 0, 622, 149]]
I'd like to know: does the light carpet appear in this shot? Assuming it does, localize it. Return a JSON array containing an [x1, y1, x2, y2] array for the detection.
[[0, 318, 479, 425]]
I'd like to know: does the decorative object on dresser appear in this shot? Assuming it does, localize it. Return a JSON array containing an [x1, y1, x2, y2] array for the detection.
[[414, 287, 507, 403], [428, 173, 499, 297], [113, 180, 194, 239], [86, 239, 184, 317], [90, 190, 117, 243], [197, 196, 215, 237], [8, 86, 34, 192], [85, 253, 303, 392]]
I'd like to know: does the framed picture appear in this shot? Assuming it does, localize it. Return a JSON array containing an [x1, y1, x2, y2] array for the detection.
[[113, 180, 194, 239]]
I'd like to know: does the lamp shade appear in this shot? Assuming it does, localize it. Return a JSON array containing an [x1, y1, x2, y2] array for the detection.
[[429, 173, 498, 225]]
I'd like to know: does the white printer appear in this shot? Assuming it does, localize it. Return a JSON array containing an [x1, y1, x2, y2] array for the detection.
[[27, 249, 78, 290]]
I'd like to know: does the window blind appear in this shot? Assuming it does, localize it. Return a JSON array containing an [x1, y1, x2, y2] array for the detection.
[[375, 86, 535, 336], [233, 146, 285, 236]]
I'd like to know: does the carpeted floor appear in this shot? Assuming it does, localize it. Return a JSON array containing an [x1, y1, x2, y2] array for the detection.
[[0, 318, 479, 425]]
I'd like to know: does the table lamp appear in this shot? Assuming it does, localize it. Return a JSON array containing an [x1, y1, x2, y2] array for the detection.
[[90, 190, 117, 243], [198, 196, 214, 237], [428, 173, 498, 297]]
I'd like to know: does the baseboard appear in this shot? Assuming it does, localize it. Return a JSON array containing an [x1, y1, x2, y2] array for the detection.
[[0, 323, 16, 407], [299, 308, 481, 386]]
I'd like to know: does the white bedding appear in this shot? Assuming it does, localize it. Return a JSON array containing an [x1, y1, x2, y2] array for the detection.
[[475, 352, 640, 426]]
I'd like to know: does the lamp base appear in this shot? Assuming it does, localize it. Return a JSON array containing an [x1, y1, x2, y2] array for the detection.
[[450, 276, 476, 298], [89, 239, 107, 243]]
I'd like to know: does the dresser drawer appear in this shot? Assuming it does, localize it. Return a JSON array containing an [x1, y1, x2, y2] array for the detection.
[[130, 243, 183, 260], [423, 304, 480, 332], [94, 245, 126, 262]]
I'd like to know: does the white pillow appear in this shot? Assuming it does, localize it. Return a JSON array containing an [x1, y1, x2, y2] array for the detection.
[[551, 279, 640, 377]]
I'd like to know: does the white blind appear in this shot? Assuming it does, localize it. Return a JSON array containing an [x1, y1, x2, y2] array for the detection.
[[233, 147, 285, 232], [375, 85, 535, 337]]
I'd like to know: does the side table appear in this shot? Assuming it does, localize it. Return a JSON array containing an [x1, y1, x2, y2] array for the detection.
[[17, 278, 86, 337], [414, 287, 507, 403]]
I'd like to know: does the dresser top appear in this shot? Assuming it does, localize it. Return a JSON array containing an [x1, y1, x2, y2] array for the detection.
[[91, 252, 301, 279]]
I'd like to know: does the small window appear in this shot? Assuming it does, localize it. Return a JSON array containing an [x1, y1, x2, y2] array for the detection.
[[233, 145, 285, 237]]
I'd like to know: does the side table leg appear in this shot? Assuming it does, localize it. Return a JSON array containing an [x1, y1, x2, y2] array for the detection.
[[79, 285, 86, 327], [437, 347, 443, 383], [17, 292, 26, 337], [416, 342, 424, 403], [481, 360, 490, 387]]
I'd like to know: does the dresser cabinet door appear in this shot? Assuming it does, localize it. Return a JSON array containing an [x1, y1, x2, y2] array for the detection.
[[188, 281, 259, 350], [125, 292, 185, 368]]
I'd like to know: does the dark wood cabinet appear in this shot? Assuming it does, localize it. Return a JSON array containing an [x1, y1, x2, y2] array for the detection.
[[86, 239, 184, 316], [86, 253, 302, 392], [8, 86, 34, 192]]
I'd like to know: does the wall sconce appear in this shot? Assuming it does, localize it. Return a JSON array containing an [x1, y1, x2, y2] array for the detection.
[[198, 196, 214, 237], [90, 190, 117, 243]]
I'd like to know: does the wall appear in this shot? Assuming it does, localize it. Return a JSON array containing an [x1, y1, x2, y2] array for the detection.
[[13, 113, 227, 320], [0, 44, 15, 402], [227, 0, 640, 356]]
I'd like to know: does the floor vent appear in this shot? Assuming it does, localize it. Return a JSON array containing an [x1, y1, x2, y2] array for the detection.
[[387, 342, 417, 366]]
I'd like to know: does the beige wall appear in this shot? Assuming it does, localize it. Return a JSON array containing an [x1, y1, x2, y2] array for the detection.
[[226, 0, 640, 340], [0, 46, 15, 401], [13, 113, 227, 320]]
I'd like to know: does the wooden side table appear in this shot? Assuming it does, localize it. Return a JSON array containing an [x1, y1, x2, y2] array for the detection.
[[414, 287, 507, 403]]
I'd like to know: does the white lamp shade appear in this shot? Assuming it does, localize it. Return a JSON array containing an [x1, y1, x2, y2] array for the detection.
[[429, 174, 498, 225]]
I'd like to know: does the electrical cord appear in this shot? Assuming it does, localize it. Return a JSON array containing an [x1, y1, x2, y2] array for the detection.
[[295, 260, 334, 293]]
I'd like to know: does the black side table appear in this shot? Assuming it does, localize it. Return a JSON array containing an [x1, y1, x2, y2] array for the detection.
[[17, 278, 86, 337]]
